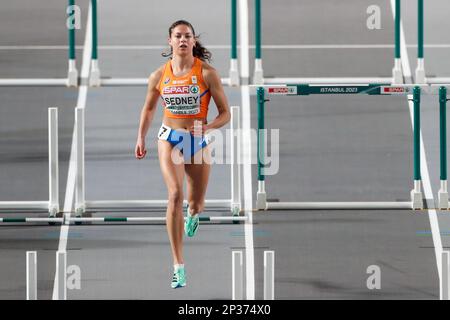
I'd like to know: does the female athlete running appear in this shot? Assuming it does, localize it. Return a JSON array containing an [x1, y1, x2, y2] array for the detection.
[[135, 20, 230, 289]]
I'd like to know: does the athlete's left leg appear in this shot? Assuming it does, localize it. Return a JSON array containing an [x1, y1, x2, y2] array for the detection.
[[184, 146, 211, 236]]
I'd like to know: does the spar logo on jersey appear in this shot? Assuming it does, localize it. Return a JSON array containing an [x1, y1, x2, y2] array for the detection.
[[163, 86, 190, 95], [163, 85, 200, 95]]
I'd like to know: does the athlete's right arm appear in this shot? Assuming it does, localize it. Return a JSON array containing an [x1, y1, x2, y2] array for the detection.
[[135, 67, 163, 159]]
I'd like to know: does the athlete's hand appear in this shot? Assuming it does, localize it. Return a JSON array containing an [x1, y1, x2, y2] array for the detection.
[[189, 123, 207, 137], [135, 139, 147, 159]]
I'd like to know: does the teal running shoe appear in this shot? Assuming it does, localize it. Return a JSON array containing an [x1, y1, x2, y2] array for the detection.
[[171, 267, 186, 289], [184, 207, 199, 237]]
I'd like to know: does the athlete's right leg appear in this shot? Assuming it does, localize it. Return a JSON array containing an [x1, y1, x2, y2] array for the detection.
[[158, 140, 185, 266]]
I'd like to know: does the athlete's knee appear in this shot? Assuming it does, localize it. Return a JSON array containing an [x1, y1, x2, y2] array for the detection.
[[168, 189, 184, 207], [188, 201, 204, 214]]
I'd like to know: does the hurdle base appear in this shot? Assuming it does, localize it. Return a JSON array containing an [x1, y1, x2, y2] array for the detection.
[[438, 191, 449, 210], [392, 68, 403, 84], [48, 204, 59, 217], [411, 190, 424, 210], [67, 60, 78, 87], [392, 58, 403, 84], [256, 192, 267, 210], [229, 59, 240, 87], [231, 204, 241, 216], [75, 205, 85, 216], [415, 68, 427, 85], [89, 60, 101, 87], [253, 59, 264, 85]]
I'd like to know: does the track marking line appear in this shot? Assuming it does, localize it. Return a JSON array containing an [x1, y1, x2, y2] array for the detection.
[[239, 0, 255, 300], [51, 2, 92, 300]]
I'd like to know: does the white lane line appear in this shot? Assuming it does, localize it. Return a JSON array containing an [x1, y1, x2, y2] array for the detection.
[[3, 44, 450, 50], [51, 2, 92, 300], [241, 85, 255, 300], [239, 0, 255, 300], [390, 0, 443, 283]]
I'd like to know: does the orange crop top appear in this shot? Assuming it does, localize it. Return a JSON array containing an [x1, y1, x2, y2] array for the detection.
[[158, 57, 211, 119]]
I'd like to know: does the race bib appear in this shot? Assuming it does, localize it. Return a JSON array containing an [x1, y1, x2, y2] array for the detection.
[[162, 85, 201, 115]]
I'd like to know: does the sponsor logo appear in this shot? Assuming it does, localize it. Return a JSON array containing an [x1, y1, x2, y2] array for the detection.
[[173, 80, 188, 84], [191, 76, 197, 84], [163, 86, 191, 94], [267, 87, 297, 95], [383, 86, 406, 93], [164, 77, 170, 84], [190, 85, 199, 94]]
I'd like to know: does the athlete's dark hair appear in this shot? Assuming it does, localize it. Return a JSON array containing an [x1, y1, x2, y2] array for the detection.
[[162, 20, 212, 62]]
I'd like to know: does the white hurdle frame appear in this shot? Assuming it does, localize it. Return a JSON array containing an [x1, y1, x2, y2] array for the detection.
[[0, 108, 59, 216], [232, 250, 244, 300], [98, 78, 231, 87], [75, 106, 241, 215], [441, 251, 450, 300], [55, 251, 67, 300], [264, 251, 274, 300], [26, 251, 37, 300]]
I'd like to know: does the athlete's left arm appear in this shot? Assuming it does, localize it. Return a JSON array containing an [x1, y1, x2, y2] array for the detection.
[[202, 66, 231, 132]]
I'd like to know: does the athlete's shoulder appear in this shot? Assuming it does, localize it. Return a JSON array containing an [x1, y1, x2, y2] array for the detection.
[[200, 60, 216, 73], [200, 60, 220, 86]]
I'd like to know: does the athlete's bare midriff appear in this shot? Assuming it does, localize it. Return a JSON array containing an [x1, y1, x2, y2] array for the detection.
[[162, 117, 207, 131]]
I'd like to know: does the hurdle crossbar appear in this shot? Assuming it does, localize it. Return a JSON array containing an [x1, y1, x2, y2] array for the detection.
[[254, 84, 437, 210], [0, 218, 64, 223], [0, 215, 247, 225], [262, 78, 395, 85], [0, 79, 71, 87], [96, 78, 231, 87], [75, 106, 241, 216], [0, 108, 59, 215]]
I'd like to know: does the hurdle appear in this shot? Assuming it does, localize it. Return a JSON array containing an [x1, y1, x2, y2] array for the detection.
[[88, 0, 239, 87], [73, 106, 241, 220], [0, 1, 78, 87], [253, 0, 407, 85], [0, 108, 59, 216], [254, 84, 445, 210]]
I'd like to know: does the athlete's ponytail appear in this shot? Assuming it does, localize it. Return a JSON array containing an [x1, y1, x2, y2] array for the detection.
[[162, 20, 212, 62]]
